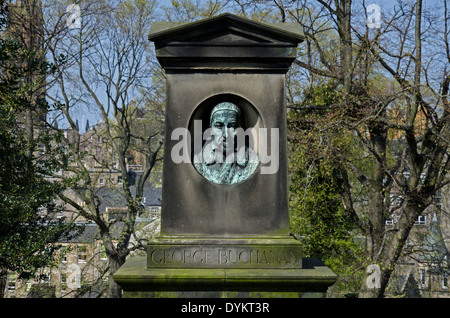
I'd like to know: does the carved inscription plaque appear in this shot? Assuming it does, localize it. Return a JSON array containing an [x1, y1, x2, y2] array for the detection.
[[147, 244, 303, 269]]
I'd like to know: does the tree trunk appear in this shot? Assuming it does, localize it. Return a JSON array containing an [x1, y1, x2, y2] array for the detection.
[[357, 118, 389, 298], [0, 271, 7, 298], [358, 195, 425, 297], [108, 256, 124, 298], [101, 231, 127, 298]]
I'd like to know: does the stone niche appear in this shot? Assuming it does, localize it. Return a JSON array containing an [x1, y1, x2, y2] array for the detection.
[[113, 13, 337, 298]]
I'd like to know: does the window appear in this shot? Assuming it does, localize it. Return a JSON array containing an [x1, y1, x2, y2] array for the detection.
[[99, 243, 107, 261], [151, 206, 160, 217], [388, 193, 403, 207], [7, 273, 16, 293], [443, 272, 448, 290], [40, 274, 50, 284], [99, 178, 104, 185], [117, 176, 122, 184], [419, 269, 426, 287], [386, 214, 394, 225], [77, 245, 87, 263], [415, 215, 427, 225], [61, 273, 67, 292], [61, 247, 67, 263]]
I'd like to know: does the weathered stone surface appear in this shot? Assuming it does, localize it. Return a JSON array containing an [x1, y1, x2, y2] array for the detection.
[[113, 257, 337, 298], [161, 73, 289, 235], [148, 13, 304, 72], [150, 14, 303, 236], [147, 236, 303, 269]]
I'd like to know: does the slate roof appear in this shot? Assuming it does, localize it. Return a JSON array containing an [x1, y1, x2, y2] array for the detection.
[[418, 214, 449, 263], [95, 185, 162, 213], [59, 185, 161, 243]]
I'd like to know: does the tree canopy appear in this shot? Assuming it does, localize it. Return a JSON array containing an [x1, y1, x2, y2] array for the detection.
[[0, 0, 78, 295]]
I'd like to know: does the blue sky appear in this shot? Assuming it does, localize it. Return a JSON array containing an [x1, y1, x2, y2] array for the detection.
[[61, 0, 446, 132]]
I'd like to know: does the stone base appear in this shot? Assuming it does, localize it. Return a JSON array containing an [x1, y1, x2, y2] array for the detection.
[[113, 257, 337, 298], [147, 236, 303, 269]]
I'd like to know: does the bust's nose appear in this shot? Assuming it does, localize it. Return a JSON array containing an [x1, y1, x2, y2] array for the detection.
[[222, 127, 228, 140]]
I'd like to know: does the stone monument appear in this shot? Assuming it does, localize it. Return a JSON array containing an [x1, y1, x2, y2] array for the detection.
[[113, 13, 337, 297]]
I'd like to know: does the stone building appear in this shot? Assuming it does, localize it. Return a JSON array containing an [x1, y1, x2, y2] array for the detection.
[[5, 223, 109, 298], [387, 185, 449, 297], [3, 188, 161, 298], [3, 118, 162, 298]]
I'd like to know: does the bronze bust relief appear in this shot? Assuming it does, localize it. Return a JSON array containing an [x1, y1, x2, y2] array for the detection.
[[193, 102, 260, 185]]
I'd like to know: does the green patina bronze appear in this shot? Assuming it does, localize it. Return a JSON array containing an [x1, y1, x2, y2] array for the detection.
[[193, 102, 260, 185]]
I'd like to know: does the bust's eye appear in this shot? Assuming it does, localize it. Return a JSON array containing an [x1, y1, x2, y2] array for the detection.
[[214, 122, 224, 128], [228, 122, 238, 129]]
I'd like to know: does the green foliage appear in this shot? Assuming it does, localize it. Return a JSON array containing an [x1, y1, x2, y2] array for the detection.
[[0, 0, 77, 278], [307, 83, 341, 107], [289, 148, 361, 260], [287, 84, 365, 296]]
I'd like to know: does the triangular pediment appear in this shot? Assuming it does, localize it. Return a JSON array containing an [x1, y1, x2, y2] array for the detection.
[[187, 28, 273, 44], [149, 13, 304, 45], [148, 13, 304, 72]]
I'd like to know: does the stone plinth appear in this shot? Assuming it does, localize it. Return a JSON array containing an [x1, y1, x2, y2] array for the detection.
[[114, 257, 337, 298]]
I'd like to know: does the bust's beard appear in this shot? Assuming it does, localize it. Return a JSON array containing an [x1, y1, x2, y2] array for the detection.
[[202, 141, 248, 166]]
